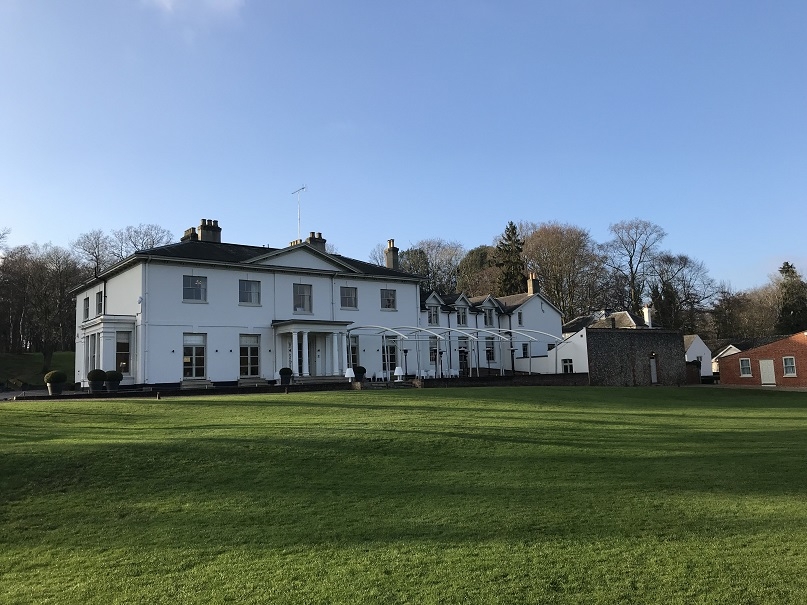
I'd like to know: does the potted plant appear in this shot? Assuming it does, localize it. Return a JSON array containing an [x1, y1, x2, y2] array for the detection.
[[87, 369, 106, 393], [279, 367, 293, 385], [44, 370, 67, 396], [354, 366, 366, 383], [105, 370, 123, 392]]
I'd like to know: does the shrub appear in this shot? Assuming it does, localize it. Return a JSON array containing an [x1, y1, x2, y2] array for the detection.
[[87, 369, 107, 382], [279, 367, 293, 376], [354, 366, 367, 377], [44, 370, 67, 384], [105, 370, 123, 382]]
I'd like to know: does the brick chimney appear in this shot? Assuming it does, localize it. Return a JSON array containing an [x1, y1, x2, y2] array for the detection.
[[384, 239, 399, 270], [305, 231, 327, 253], [180, 227, 198, 242], [642, 303, 653, 328], [198, 219, 221, 243], [527, 272, 539, 295]]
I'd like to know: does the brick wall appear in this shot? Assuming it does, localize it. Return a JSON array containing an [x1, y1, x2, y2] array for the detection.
[[718, 332, 807, 387], [586, 329, 686, 386]]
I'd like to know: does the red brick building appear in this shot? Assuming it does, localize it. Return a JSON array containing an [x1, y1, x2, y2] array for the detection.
[[719, 332, 807, 387]]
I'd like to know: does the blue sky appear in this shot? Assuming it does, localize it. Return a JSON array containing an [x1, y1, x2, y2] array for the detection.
[[1, 0, 805, 291]]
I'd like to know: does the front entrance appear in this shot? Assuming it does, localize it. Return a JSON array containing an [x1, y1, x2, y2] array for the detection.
[[759, 359, 776, 385]]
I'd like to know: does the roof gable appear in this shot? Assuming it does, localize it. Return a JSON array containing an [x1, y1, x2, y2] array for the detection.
[[248, 245, 355, 273]]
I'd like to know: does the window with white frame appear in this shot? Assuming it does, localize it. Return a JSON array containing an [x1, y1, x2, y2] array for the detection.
[[340, 286, 358, 309], [517, 311, 523, 326], [293, 283, 312, 312], [240, 334, 260, 377], [562, 358, 574, 374], [783, 356, 796, 376], [484, 308, 494, 327], [83, 297, 90, 321], [380, 288, 397, 310], [485, 337, 495, 362], [383, 344, 397, 372], [95, 291, 103, 315], [428, 306, 440, 326], [522, 343, 529, 358], [739, 358, 752, 377], [86, 333, 97, 371], [116, 331, 131, 375], [183, 333, 206, 378], [183, 275, 207, 302], [349, 335, 359, 368], [456, 307, 467, 326], [429, 337, 438, 363], [239, 280, 261, 305]]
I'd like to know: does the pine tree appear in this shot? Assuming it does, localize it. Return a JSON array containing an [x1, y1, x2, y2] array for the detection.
[[775, 262, 807, 333], [495, 221, 526, 296]]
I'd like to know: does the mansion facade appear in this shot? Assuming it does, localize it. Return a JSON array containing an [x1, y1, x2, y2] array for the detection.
[[73, 219, 563, 388]]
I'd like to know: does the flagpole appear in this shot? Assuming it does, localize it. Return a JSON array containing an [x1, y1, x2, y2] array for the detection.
[[292, 186, 307, 241]]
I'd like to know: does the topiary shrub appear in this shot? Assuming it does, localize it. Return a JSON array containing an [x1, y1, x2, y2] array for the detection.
[[105, 370, 123, 382], [44, 370, 67, 384], [279, 367, 293, 385], [87, 369, 107, 382], [354, 366, 367, 381]]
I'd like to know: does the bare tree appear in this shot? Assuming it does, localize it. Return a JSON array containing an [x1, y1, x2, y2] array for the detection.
[[0, 227, 9, 250], [520, 221, 606, 321], [110, 224, 173, 261], [648, 252, 716, 332], [368, 243, 386, 266], [602, 218, 667, 314], [72, 229, 115, 277]]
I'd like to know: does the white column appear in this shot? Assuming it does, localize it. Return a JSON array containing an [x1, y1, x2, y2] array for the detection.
[[332, 333, 340, 376], [302, 331, 310, 376], [291, 331, 299, 376]]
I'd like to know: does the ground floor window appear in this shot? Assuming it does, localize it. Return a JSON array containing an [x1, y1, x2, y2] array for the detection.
[[783, 356, 796, 376], [349, 335, 359, 368], [740, 358, 752, 376], [85, 333, 98, 372], [562, 358, 574, 374], [522, 343, 529, 358], [183, 333, 206, 378], [383, 344, 397, 372], [485, 337, 495, 362], [240, 334, 260, 376], [116, 331, 131, 374]]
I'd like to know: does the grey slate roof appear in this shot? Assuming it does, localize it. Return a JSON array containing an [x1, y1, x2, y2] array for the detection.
[[130, 240, 419, 279]]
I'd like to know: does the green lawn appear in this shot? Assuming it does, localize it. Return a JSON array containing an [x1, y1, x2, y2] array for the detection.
[[2, 386, 807, 604]]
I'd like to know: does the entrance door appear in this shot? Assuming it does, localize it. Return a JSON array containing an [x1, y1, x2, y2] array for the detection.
[[183, 333, 206, 378], [308, 338, 318, 377], [759, 359, 776, 385]]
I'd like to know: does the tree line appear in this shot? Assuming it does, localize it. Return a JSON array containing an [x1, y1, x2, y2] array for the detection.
[[371, 218, 807, 339], [1, 218, 805, 372], [0, 225, 172, 370]]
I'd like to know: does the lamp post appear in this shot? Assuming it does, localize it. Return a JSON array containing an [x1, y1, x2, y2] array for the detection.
[[403, 348, 409, 377], [438, 351, 444, 378], [510, 347, 516, 377]]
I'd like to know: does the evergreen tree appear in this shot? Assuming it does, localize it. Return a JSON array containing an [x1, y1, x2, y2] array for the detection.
[[775, 262, 807, 333], [495, 221, 526, 296]]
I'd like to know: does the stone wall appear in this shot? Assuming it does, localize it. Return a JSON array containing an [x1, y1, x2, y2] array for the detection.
[[586, 329, 686, 386]]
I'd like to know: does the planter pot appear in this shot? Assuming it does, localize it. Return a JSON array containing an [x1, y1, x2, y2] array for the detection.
[[106, 381, 121, 392], [355, 374, 366, 383], [89, 381, 105, 393], [47, 383, 64, 396]]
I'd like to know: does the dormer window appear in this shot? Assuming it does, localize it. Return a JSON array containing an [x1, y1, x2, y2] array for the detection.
[[457, 307, 467, 326], [484, 308, 494, 327], [428, 306, 440, 326]]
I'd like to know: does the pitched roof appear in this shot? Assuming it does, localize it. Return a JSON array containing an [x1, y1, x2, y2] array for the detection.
[[130, 240, 418, 278], [563, 310, 648, 333]]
